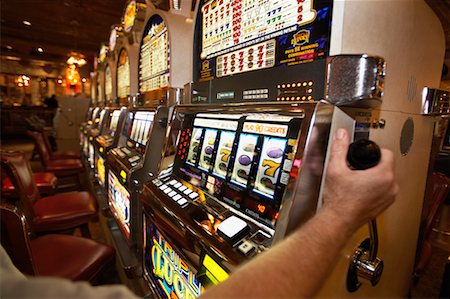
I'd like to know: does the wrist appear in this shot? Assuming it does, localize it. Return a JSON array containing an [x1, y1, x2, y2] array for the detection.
[[316, 205, 360, 238]]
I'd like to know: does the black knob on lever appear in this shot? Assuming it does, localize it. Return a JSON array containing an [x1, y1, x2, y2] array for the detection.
[[347, 139, 381, 170], [346, 139, 384, 292]]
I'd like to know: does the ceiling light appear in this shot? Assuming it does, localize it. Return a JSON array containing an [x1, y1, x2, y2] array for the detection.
[[37, 47, 44, 53], [5, 56, 21, 61], [66, 52, 87, 67], [6, 45, 13, 50], [23, 20, 32, 26]]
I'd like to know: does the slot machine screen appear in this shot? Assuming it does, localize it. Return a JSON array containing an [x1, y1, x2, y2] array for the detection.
[[143, 216, 204, 298], [120, 111, 134, 140], [127, 111, 155, 154], [98, 109, 106, 128], [109, 110, 121, 136], [172, 112, 302, 228], [90, 107, 100, 125], [108, 171, 131, 238]]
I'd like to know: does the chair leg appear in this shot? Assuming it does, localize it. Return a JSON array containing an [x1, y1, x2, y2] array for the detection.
[[80, 223, 91, 238]]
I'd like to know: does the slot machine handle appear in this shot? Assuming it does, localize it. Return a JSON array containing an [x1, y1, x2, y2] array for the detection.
[[346, 139, 384, 292]]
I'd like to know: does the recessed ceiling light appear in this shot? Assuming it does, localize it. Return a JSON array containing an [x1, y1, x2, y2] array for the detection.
[[6, 45, 13, 50], [23, 20, 32, 26], [37, 47, 44, 53]]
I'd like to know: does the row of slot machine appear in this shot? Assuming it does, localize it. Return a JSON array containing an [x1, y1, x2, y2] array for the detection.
[[79, 0, 449, 298]]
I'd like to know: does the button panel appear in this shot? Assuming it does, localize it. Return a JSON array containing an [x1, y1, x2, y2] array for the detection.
[[155, 177, 201, 209]]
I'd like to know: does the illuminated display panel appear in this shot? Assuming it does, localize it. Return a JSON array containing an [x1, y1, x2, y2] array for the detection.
[[98, 109, 106, 127], [99, 44, 108, 64], [89, 143, 95, 168], [194, 0, 332, 81], [172, 113, 302, 228], [90, 81, 96, 103], [97, 82, 103, 103], [97, 156, 106, 186], [117, 49, 130, 99], [143, 217, 204, 299], [108, 171, 131, 238], [105, 65, 112, 102], [201, 0, 316, 58], [123, 1, 137, 33], [109, 28, 117, 52], [139, 15, 170, 93], [128, 111, 155, 154], [109, 110, 121, 136]]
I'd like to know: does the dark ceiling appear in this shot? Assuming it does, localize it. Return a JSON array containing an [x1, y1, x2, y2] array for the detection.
[[0, 0, 449, 75], [0, 0, 128, 71]]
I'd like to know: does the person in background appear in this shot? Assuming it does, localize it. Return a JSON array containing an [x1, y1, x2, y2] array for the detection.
[[44, 94, 58, 108], [0, 128, 398, 298]]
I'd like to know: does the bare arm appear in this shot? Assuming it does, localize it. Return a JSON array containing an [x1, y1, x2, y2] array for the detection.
[[200, 128, 398, 298]]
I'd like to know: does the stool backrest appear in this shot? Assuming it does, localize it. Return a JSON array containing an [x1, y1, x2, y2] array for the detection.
[[0, 203, 37, 276], [425, 172, 450, 239], [41, 130, 54, 154], [0, 151, 39, 221], [26, 131, 50, 166]]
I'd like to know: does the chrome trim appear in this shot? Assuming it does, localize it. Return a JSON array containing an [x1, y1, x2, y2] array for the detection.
[[326, 55, 386, 107], [421, 87, 450, 115]]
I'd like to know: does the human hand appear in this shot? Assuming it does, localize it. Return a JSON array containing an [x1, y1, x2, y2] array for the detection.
[[322, 128, 398, 232]]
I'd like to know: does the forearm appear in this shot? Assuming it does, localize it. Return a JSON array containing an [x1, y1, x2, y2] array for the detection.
[[200, 207, 355, 298]]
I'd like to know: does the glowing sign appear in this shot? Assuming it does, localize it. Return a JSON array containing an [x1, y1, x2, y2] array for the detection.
[[151, 229, 204, 298], [124, 1, 137, 33], [99, 44, 108, 64], [97, 156, 105, 186], [243, 122, 288, 137], [109, 28, 117, 51]]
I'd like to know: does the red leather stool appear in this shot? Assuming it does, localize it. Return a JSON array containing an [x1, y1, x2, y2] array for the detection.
[[42, 129, 80, 159], [414, 172, 450, 284], [27, 131, 84, 178], [2, 172, 57, 197], [0, 151, 97, 237], [1, 204, 115, 281]]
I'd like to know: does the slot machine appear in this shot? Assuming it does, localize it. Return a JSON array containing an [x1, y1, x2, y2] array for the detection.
[[94, 107, 127, 199], [104, 1, 192, 295], [79, 106, 94, 147], [140, 0, 446, 298], [106, 107, 169, 287], [86, 107, 109, 169], [81, 106, 101, 160]]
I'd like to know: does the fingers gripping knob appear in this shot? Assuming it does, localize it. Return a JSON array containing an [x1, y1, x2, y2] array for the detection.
[[347, 139, 381, 170], [345, 139, 384, 292]]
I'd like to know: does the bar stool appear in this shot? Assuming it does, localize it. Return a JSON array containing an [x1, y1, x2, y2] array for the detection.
[[0, 151, 97, 237], [2, 171, 58, 197], [414, 172, 450, 283], [26, 130, 84, 181], [0, 203, 115, 281], [41, 129, 80, 159]]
